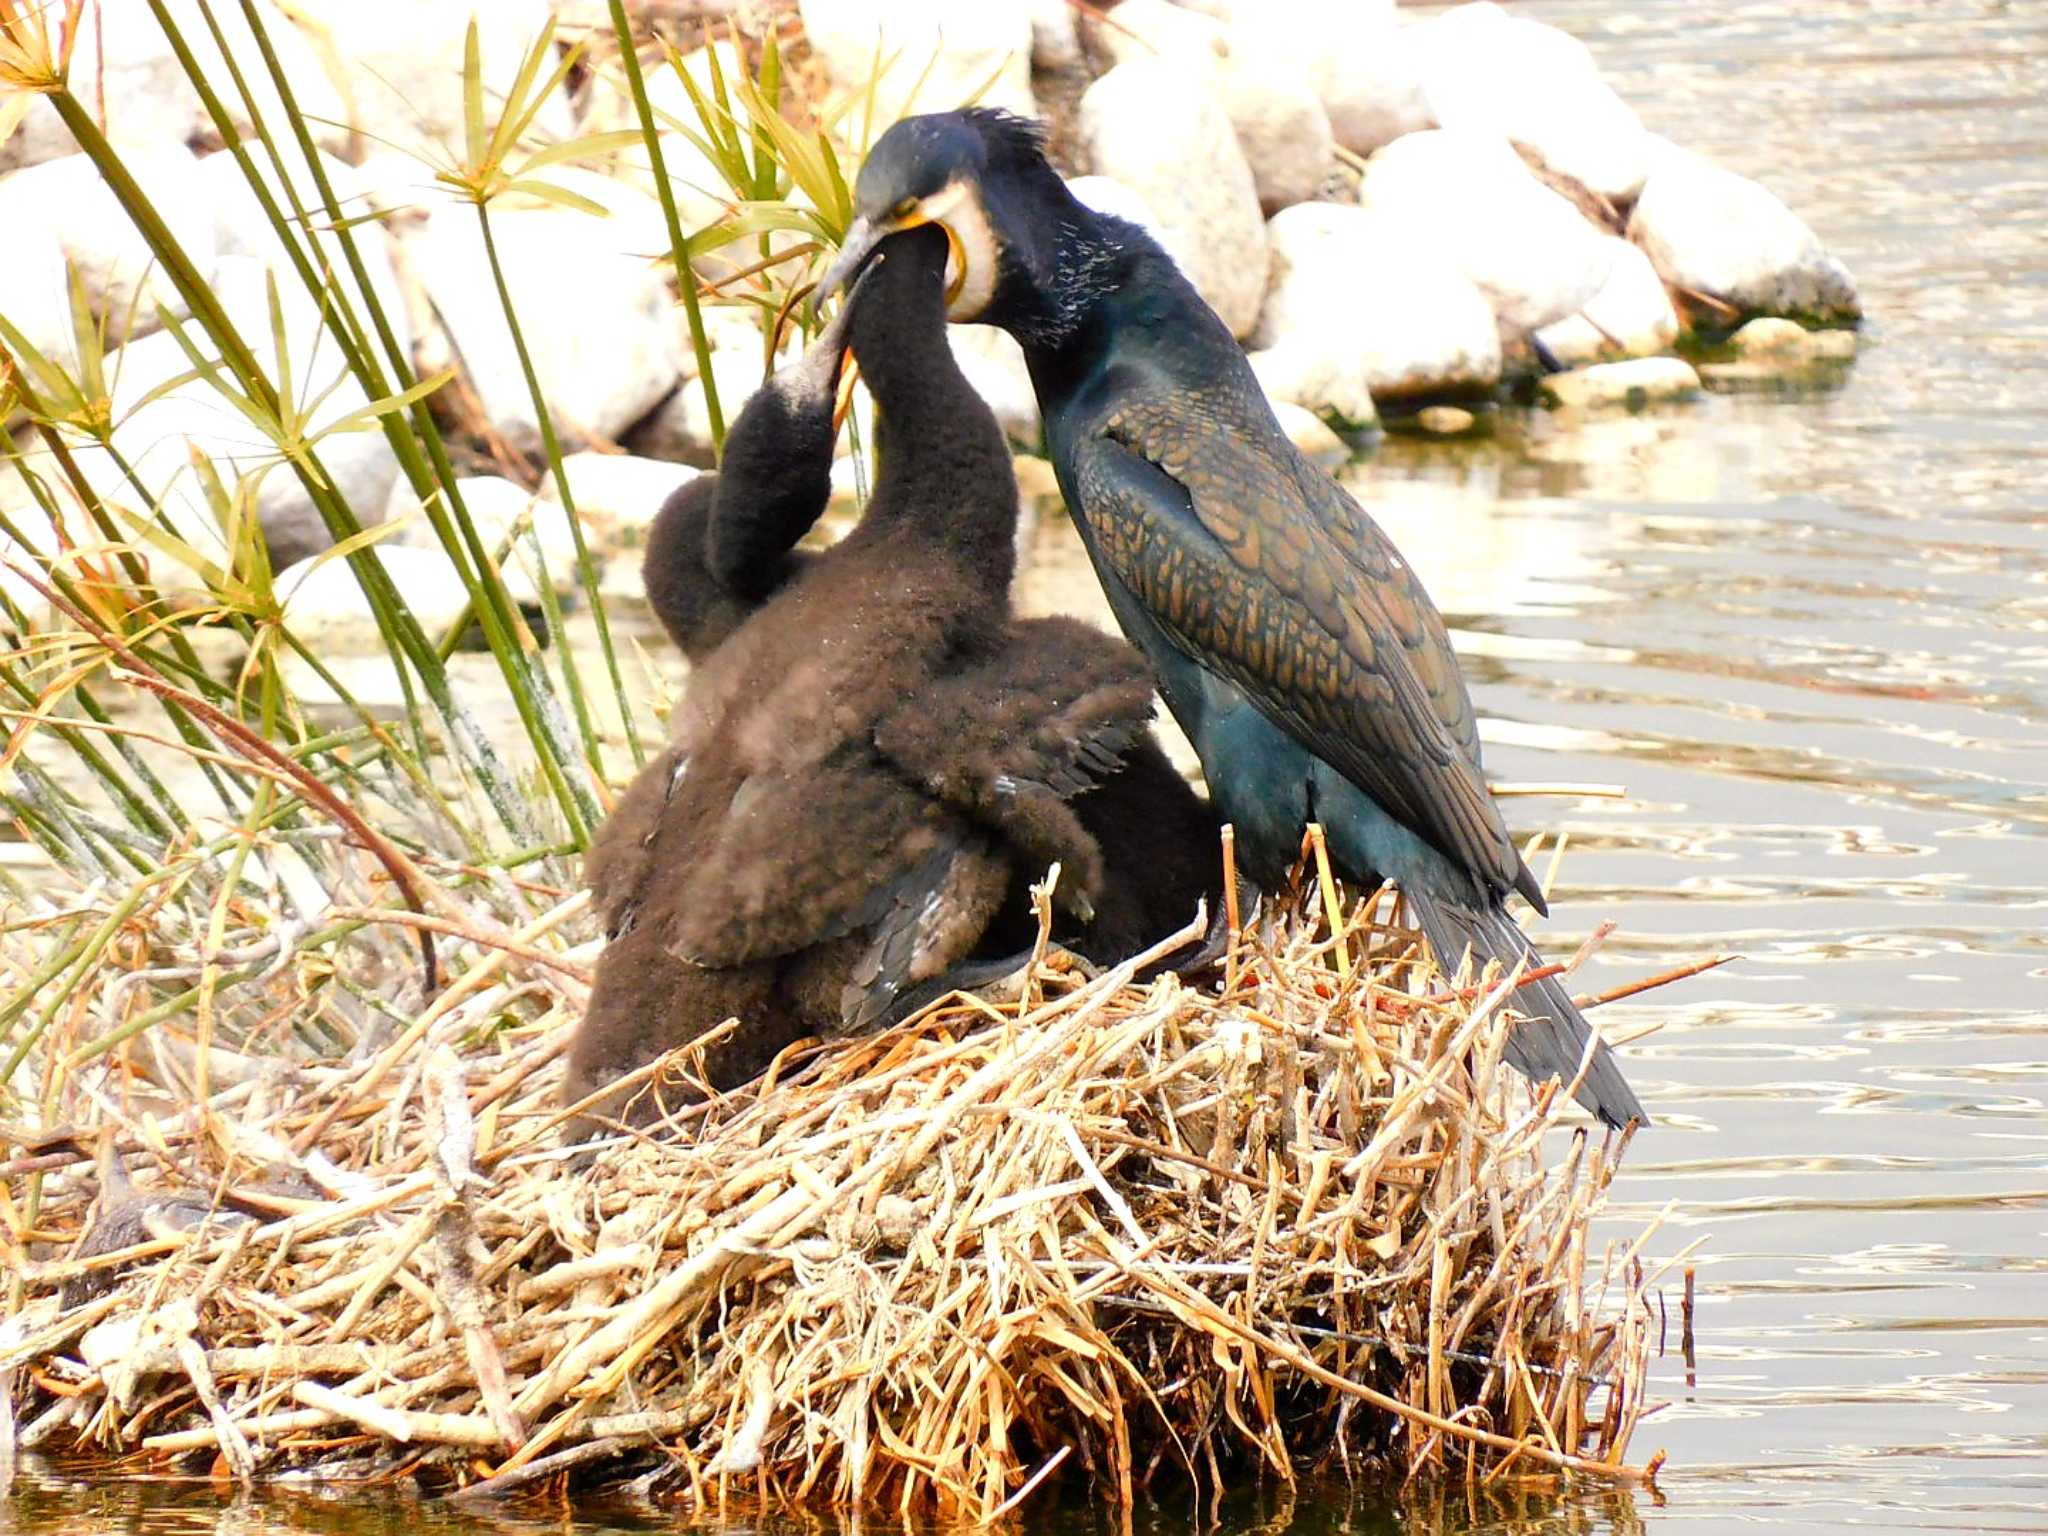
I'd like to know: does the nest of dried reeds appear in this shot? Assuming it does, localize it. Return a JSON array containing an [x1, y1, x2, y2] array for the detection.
[[1, 882, 1680, 1514]]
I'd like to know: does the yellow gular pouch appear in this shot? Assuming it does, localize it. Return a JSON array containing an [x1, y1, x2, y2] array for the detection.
[[918, 179, 999, 322]]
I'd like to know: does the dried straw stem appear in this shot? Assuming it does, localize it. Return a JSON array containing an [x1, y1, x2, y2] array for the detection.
[[3, 889, 1672, 1514]]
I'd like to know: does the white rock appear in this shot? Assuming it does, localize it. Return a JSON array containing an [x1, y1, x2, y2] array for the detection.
[[798, 0, 1035, 139], [1269, 400, 1348, 466], [1539, 356, 1701, 412], [0, 148, 215, 338], [352, 151, 441, 221], [1183, 0, 1394, 28], [396, 474, 586, 604], [949, 325, 1040, 447], [511, 168, 675, 265], [1533, 237, 1679, 366], [1411, 3, 1651, 202], [828, 453, 865, 511], [1629, 147, 1860, 322], [1304, 7, 1428, 156], [278, 544, 472, 651], [197, 148, 415, 363], [466, 475, 585, 606], [1728, 317, 1809, 355], [1251, 202, 1500, 408], [1359, 129, 1614, 338], [539, 452, 699, 545], [400, 208, 685, 457], [90, 257, 401, 573], [0, 480, 62, 631], [7, 0, 350, 165], [0, 100, 65, 174], [1729, 316, 1858, 361], [1085, 0, 1332, 212], [217, 258, 401, 545], [1023, 0, 1082, 68], [576, 41, 747, 240], [288, 0, 571, 163], [0, 219, 73, 366], [676, 306, 771, 382], [1078, 59, 1268, 338], [1248, 347, 1376, 433], [627, 348, 773, 466], [1089, 0, 1228, 69], [1415, 405, 1477, 435], [1219, 39, 1335, 214]]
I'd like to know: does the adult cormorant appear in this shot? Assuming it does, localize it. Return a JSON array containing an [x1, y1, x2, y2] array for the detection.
[[566, 224, 1218, 1130], [816, 110, 1644, 1128]]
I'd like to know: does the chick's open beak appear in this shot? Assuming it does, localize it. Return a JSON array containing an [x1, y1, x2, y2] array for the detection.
[[832, 356, 861, 435]]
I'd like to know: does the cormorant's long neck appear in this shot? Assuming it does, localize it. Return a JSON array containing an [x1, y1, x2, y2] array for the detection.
[[850, 251, 1017, 593], [705, 353, 838, 599], [993, 175, 1243, 417]]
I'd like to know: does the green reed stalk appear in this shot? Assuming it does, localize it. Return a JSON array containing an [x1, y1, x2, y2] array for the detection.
[[133, 0, 597, 844], [608, 0, 723, 457], [181, 1, 575, 836]]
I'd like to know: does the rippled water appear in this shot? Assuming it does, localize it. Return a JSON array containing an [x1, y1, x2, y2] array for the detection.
[[11, 0, 2048, 1531]]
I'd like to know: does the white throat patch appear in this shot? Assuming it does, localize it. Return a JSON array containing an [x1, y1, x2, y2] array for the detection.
[[924, 179, 1000, 322]]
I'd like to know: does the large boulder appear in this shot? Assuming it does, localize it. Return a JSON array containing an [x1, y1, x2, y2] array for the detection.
[[275, 544, 473, 704], [3, 0, 349, 168], [538, 452, 699, 547], [286, 0, 572, 163], [1089, 5, 1330, 214], [1218, 39, 1335, 215], [0, 148, 216, 340], [0, 220, 75, 367], [949, 326, 1040, 448], [575, 41, 748, 241], [1629, 145, 1860, 322], [1086, 0, 1229, 69], [1078, 58, 1268, 338], [399, 207, 686, 457], [1533, 237, 1680, 366], [91, 256, 402, 574], [1024, 0, 1083, 68], [1410, 3, 1651, 203], [1301, 4, 1429, 156], [625, 347, 774, 467], [388, 474, 586, 605], [196, 148, 415, 363], [1359, 129, 1614, 339], [1251, 202, 1499, 414], [798, 0, 1036, 139]]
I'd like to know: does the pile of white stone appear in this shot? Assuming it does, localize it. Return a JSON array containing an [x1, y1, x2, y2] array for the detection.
[[0, 0, 1861, 643]]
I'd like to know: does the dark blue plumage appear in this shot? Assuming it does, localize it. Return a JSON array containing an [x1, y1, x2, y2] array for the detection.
[[818, 110, 1645, 1129]]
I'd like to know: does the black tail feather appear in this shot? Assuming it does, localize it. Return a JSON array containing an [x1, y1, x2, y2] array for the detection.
[[1410, 893, 1647, 1130]]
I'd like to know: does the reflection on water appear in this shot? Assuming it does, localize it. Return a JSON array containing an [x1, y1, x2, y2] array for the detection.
[[11, 0, 2048, 1532]]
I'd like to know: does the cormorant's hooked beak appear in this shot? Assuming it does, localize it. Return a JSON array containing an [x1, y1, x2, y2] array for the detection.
[[811, 203, 972, 325], [813, 214, 890, 323]]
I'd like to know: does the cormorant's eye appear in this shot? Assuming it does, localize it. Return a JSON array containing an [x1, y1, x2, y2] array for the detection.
[[891, 195, 921, 221]]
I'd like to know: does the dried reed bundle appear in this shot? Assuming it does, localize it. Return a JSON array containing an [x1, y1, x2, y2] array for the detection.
[[1, 881, 1684, 1514]]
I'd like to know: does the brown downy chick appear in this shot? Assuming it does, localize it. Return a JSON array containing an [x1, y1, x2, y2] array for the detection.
[[567, 225, 1218, 1136]]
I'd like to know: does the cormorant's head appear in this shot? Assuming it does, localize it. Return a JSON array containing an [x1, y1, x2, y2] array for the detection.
[[815, 109, 1052, 327]]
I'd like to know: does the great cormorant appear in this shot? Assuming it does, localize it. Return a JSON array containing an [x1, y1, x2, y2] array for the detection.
[[566, 224, 1219, 1130], [816, 110, 1644, 1129]]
